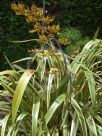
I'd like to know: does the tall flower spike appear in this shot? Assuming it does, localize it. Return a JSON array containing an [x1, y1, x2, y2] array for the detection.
[[11, 2, 70, 47]]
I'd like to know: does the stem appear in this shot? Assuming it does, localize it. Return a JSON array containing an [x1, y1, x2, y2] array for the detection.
[[42, 0, 45, 27], [43, 0, 45, 17]]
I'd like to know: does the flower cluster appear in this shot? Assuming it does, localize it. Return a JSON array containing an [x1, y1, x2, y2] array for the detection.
[[11, 3, 43, 22], [48, 25, 60, 34], [38, 35, 48, 43], [58, 38, 70, 45], [11, 3, 70, 46], [42, 16, 54, 24]]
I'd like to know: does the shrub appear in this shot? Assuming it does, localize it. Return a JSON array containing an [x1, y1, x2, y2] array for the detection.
[[59, 27, 90, 55]]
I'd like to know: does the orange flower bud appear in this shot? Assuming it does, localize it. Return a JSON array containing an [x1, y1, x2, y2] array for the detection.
[[11, 3, 18, 11]]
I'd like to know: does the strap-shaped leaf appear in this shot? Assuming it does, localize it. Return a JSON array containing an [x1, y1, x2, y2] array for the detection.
[[86, 116, 97, 136], [12, 70, 34, 124], [47, 74, 54, 110], [96, 125, 102, 135], [1, 114, 10, 136], [32, 97, 40, 136], [70, 113, 79, 136], [84, 69, 96, 106], [12, 113, 27, 136], [45, 94, 66, 124], [0, 81, 14, 95], [7, 126, 13, 136], [0, 70, 16, 75], [71, 98, 87, 136]]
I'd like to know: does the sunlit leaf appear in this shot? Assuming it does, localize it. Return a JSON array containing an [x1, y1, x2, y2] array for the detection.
[[12, 69, 34, 124], [32, 97, 40, 136], [45, 94, 66, 124], [1, 114, 10, 136]]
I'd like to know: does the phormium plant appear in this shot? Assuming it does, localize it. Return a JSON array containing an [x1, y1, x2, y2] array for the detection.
[[0, 2, 102, 136]]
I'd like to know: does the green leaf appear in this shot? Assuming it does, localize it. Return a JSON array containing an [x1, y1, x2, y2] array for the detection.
[[12, 69, 34, 124], [95, 116, 102, 124], [96, 125, 102, 135], [0, 81, 14, 95], [52, 129, 59, 136], [1, 114, 10, 136], [32, 97, 40, 136], [63, 117, 69, 136], [58, 76, 68, 89], [86, 116, 97, 136], [45, 94, 66, 125], [4, 53, 15, 70], [93, 27, 100, 39], [7, 126, 13, 136], [13, 57, 33, 64], [84, 70, 96, 106], [70, 113, 79, 136], [12, 113, 27, 136], [10, 39, 38, 43], [47, 74, 54, 110], [71, 98, 87, 136], [0, 70, 16, 76]]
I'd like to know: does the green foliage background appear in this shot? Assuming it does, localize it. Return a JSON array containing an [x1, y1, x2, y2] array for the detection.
[[0, 0, 102, 70], [57, 0, 102, 35]]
